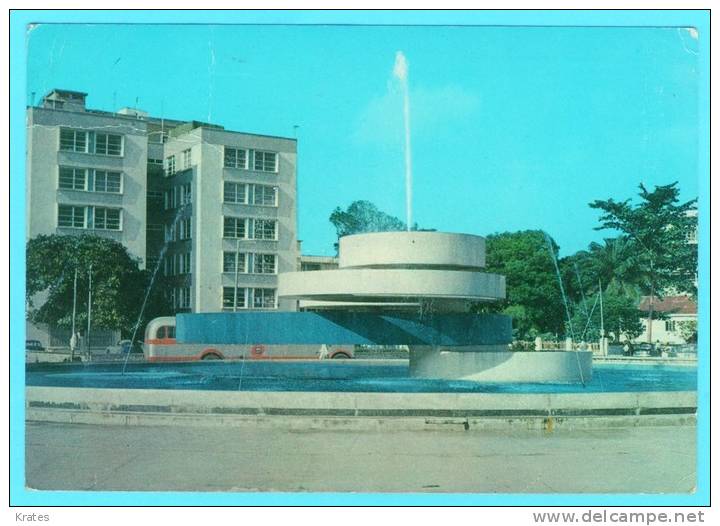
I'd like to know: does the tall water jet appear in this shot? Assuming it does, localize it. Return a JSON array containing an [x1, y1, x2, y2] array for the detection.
[[121, 203, 190, 375], [393, 51, 413, 231]]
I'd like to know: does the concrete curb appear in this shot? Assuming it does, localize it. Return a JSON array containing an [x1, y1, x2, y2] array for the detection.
[[26, 386, 696, 431]]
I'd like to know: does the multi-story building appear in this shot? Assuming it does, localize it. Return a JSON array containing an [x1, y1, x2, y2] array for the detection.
[[26, 89, 298, 348], [155, 122, 298, 312], [26, 90, 148, 263]]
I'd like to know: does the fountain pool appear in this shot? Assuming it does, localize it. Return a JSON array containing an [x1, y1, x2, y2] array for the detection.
[[26, 361, 696, 394]]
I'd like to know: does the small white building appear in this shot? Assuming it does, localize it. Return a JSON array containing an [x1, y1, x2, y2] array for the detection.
[[636, 295, 697, 344]]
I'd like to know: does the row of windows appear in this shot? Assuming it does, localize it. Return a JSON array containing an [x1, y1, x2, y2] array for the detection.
[[170, 287, 192, 310], [60, 129, 124, 156], [223, 182, 278, 206], [222, 287, 277, 310], [224, 147, 278, 173], [165, 252, 192, 276], [164, 218, 192, 242], [58, 167, 122, 193], [164, 184, 192, 210], [222, 252, 277, 274], [165, 149, 192, 176], [223, 217, 277, 240], [57, 205, 122, 230]]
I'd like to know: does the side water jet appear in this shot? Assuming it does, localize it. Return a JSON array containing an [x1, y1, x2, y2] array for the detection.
[[543, 232, 585, 386], [121, 204, 190, 375], [394, 51, 413, 231]]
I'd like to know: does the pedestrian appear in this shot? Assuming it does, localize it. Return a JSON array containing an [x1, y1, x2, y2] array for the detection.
[[69, 331, 78, 359]]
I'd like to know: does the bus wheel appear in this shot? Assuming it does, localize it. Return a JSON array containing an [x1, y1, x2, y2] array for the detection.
[[331, 352, 351, 359], [201, 352, 222, 360]]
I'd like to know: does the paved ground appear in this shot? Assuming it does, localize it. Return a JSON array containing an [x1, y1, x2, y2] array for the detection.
[[25, 421, 696, 493]]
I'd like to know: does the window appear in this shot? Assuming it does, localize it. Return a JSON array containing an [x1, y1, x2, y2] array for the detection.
[[179, 218, 192, 240], [93, 207, 121, 230], [178, 253, 191, 274], [178, 287, 191, 309], [59, 129, 88, 153], [223, 251, 246, 273], [147, 190, 163, 200], [223, 182, 247, 204], [223, 287, 247, 310], [58, 205, 85, 228], [165, 187, 178, 210], [254, 151, 278, 173], [180, 183, 192, 204], [253, 185, 278, 206], [665, 320, 677, 332], [94, 133, 123, 156], [148, 158, 163, 165], [164, 224, 175, 242], [58, 167, 87, 190], [165, 155, 176, 176], [253, 219, 277, 240], [93, 171, 122, 193], [165, 255, 176, 276], [253, 253, 277, 274], [224, 147, 248, 169], [223, 217, 247, 239], [253, 288, 276, 309], [182, 149, 192, 170]]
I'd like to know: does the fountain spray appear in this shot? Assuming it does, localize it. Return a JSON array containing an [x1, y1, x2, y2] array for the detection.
[[394, 51, 413, 231]]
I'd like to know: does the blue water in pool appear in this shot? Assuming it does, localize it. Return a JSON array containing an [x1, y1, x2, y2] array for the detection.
[[25, 361, 697, 393]]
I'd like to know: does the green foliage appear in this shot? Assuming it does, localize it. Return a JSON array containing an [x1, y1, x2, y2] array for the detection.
[[569, 289, 644, 343], [677, 320, 697, 343], [589, 182, 698, 298], [26, 234, 171, 336], [329, 200, 406, 242], [481, 230, 566, 338], [561, 237, 644, 304]]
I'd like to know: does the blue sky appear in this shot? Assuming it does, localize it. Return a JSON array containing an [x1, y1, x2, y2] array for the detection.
[[26, 23, 700, 256]]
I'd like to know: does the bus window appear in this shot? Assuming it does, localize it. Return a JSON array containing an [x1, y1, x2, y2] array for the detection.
[[156, 326, 166, 339], [167, 326, 176, 339]]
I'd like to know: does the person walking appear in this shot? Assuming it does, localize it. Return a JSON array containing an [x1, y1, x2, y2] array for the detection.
[[69, 331, 78, 361]]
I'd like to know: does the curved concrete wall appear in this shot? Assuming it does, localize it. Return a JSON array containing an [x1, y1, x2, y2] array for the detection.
[[279, 268, 505, 302], [409, 349, 594, 384], [339, 231, 485, 269]]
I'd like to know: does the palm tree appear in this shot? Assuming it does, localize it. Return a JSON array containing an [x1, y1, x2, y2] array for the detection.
[[586, 237, 643, 299]]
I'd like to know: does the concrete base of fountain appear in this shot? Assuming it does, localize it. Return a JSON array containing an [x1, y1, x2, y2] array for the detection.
[[409, 346, 593, 383], [276, 231, 593, 384]]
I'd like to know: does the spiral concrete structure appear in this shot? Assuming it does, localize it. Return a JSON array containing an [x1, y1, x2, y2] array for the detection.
[[278, 231, 592, 383], [280, 231, 504, 308]]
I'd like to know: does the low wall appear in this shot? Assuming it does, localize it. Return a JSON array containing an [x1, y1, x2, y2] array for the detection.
[[409, 349, 594, 383], [25, 386, 696, 431]]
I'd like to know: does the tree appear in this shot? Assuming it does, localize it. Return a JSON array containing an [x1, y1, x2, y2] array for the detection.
[[26, 234, 171, 337], [568, 289, 645, 343], [590, 182, 697, 341], [479, 230, 567, 338], [677, 320, 698, 344], [329, 200, 406, 250]]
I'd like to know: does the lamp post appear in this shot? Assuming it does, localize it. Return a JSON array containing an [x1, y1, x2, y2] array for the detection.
[[233, 239, 240, 312], [86, 264, 92, 353], [71, 268, 78, 361]]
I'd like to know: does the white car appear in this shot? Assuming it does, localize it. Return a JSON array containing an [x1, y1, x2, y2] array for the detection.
[[104, 340, 136, 354]]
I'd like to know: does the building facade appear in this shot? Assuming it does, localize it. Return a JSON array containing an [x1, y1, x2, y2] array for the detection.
[[637, 295, 697, 345], [26, 90, 148, 263], [26, 89, 299, 348]]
